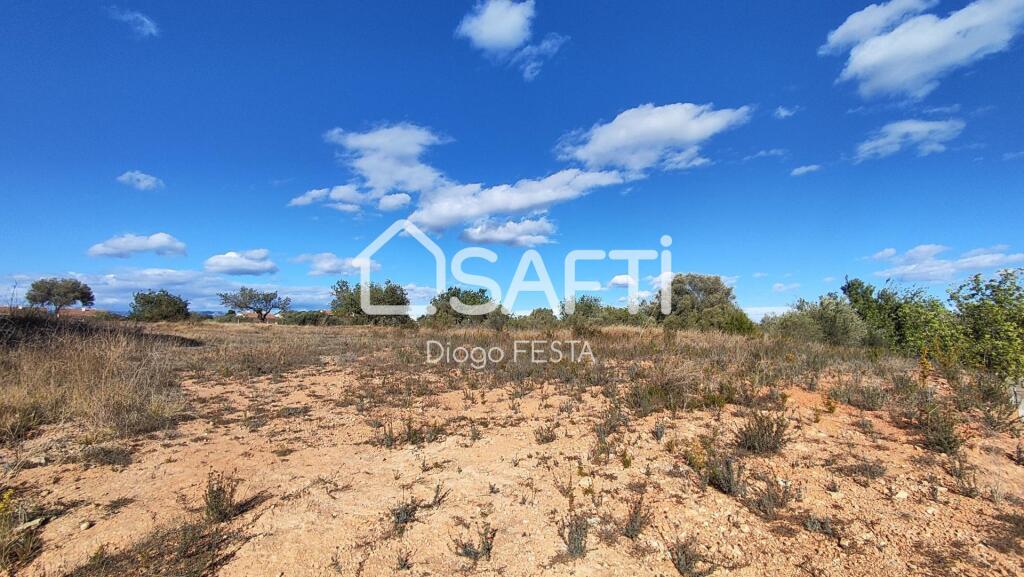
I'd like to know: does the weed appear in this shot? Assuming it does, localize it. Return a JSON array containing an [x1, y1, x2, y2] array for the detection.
[[669, 538, 712, 577], [559, 513, 589, 558], [452, 523, 496, 565], [735, 411, 791, 454], [750, 471, 795, 520], [534, 423, 557, 444], [621, 493, 652, 539], [203, 472, 240, 523]]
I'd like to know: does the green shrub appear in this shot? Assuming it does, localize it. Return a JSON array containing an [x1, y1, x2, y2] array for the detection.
[[130, 290, 190, 322]]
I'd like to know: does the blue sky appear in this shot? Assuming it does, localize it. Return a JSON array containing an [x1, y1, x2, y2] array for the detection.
[[2, 0, 1023, 317]]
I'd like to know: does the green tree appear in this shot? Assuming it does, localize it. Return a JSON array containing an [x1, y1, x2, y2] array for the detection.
[[217, 287, 291, 323], [25, 277, 95, 316], [129, 290, 190, 322], [652, 274, 755, 334], [949, 269, 1024, 380], [424, 286, 498, 326], [330, 280, 410, 325]]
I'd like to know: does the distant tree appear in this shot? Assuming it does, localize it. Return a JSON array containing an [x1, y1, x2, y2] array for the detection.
[[25, 277, 95, 316], [762, 294, 866, 346], [330, 279, 410, 325], [217, 287, 291, 323], [652, 274, 755, 334], [130, 290, 190, 322], [518, 307, 558, 330], [425, 287, 498, 326]]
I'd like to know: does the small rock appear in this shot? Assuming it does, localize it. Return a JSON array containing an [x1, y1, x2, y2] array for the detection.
[[926, 507, 937, 515], [892, 490, 909, 501], [80, 521, 92, 531]]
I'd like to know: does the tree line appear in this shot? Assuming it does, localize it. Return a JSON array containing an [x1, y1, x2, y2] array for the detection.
[[17, 269, 1024, 382]]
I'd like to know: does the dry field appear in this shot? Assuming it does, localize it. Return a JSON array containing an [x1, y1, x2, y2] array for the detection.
[[1, 318, 1022, 576]]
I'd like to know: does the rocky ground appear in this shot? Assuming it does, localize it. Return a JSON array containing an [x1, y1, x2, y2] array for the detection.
[[6, 348, 1024, 577]]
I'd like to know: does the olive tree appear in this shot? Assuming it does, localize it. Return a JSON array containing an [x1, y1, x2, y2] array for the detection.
[[25, 277, 95, 316], [217, 287, 291, 323], [130, 290, 190, 322]]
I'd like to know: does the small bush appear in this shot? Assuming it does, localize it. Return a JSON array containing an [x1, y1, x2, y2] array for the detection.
[[390, 497, 422, 536], [750, 471, 795, 520], [452, 523, 496, 565], [533, 423, 557, 444], [803, 515, 837, 538], [559, 513, 588, 558], [706, 454, 745, 496], [919, 406, 964, 454], [621, 494, 652, 540], [203, 472, 240, 523], [735, 411, 791, 454], [669, 538, 712, 577]]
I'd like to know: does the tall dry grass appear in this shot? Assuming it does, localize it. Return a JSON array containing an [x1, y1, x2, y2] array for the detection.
[[0, 316, 183, 444]]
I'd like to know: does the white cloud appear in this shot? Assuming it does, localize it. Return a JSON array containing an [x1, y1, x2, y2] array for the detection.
[[744, 149, 787, 161], [410, 168, 622, 230], [820, 0, 937, 54], [772, 282, 801, 292], [204, 249, 278, 276], [872, 243, 1024, 281], [753, 272, 768, 278], [509, 33, 568, 81], [295, 253, 378, 276], [871, 247, 898, 260], [823, 0, 1024, 99], [108, 7, 160, 38], [462, 217, 555, 247], [774, 106, 797, 119], [560, 102, 751, 172], [856, 119, 965, 161], [1003, 151, 1024, 160], [823, 276, 837, 283], [456, 0, 534, 53], [608, 274, 637, 288], [116, 170, 164, 191], [403, 283, 437, 303], [328, 202, 361, 213], [323, 124, 445, 197], [790, 164, 822, 176], [87, 232, 186, 258], [378, 193, 412, 211], [455, 0, 565, 80]]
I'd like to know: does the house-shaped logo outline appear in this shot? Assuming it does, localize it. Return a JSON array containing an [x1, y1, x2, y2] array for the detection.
[[355, 219, 445, 316]]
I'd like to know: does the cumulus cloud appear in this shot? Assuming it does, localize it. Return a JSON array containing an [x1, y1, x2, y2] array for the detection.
[[560, 102, 751, 172], [872, 243, 1024, 281], [323, 124, 445, 197], [822, 0, 1024, 99], [462, 217, 555, 247], [87, 232, 186, 258], [455, 0, 565, 80], [295, 253, 378, 276], [608, 274, 637, 288], [456, 0, 534, 52], [410, 168, 622, 230], [108, 7, 159, 38], [204, 249, 278, 275], [116, 170, 164, 191], [378, 193, 412, 211], [790, 164, 822, 176], [856, 119, 965, 161]]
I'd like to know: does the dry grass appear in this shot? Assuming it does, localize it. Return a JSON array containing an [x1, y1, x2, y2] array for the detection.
[[0, 316, 183, 444]]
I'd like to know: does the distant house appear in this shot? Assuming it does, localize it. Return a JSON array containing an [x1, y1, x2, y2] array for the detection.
[[239, 311, 278, 323]]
